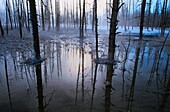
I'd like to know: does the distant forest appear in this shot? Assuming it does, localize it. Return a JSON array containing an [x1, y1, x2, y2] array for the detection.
[[0, 0, 170, 30], [0, 0, 170, 37]]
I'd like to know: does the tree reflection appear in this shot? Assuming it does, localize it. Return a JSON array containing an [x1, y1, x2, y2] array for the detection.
[[127, 47, 140, 112], [105, 63, 114, 112], [57, 42, 62, 78], [90, 64, 98, 112], [35, 64, 44, 112], [159, 77, 170, 112], [81, 39, 85, 103], [4, 56, 13, 112]]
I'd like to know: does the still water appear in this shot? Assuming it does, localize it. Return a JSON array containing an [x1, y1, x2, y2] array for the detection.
[[0, 35, 170, 112]]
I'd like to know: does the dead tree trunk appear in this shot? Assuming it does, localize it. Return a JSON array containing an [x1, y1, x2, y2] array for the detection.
[[41, 0, 45, 31], [121, 0, 126, 32], [16, 0, 22, 38], [26, 0, 30, 32], [152, 0, 159, 31], [160, 0, 168, 36], [108, 0, 120, 60], [12, 0, 17, 28], [94, 0, 98, 59], [79, 0, 82, 36], [81, 0, 86, 37], [0, 20, 4, 36], [146, 0, 152, 30], [139, 0, 147, 40], [29, 0, 41, 59], [7, 0, 13, 30], [55, 0, 60, 31], [50, 0, 54, 29], [6, 0, 8, 35], [91, 3, 95, 32]]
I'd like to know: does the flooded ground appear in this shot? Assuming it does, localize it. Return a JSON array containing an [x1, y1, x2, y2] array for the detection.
[[0, 29, 170, 112]]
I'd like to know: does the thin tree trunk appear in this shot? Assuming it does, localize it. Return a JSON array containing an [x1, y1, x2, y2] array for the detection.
[[12, 0, 16, 28], [79, 0, 82, 36], [121, 0, 126, 32], [7, 0, 13, 30], [6, 0, 8, 35], [81, 0, 86, 37], [55, 0, 60, 31], [94, 0, 98, 59], [161, 0, 168, 36], [139, 0, 147, 40], [92, 3, 95, 32], [41, 0, 45, 30], [147, 0, 152, 30], [0, 19, 4, 36], [26, 0, 30, 32], [50, 0, 54, 29]]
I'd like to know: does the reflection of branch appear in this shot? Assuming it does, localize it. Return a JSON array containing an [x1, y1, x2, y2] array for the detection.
[[105, 63, 114, 112], [57, 42, 62, 78], [4, 56, 13, 112], [159, 77, 170, 112], [127, 47, 140, 112], [44, 90, 56, 109], [90, 64, 98, 112], [82, 44, 85, 103], [148, 49, 159, 87], [75, 63, 80, 105], [156, 31, 170, 74], [24, 66, 31, 92], [163, 55, 169, 86], [121, 34, 131, 99]]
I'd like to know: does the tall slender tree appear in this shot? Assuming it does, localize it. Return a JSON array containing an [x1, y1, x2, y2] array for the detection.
[[0, 19, 4, 36], [81, 0, 86, 37], [79, 0, 82, 36], [41, 0, 45, 30], [94, 0, 98, 59], [6, 0, 9, 34], [160, 0, 169, 36], [139, 0, 147, 40], [26, 0, 30, 32], [108, 0, 120, 60], [29, 0, 41, 59]]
